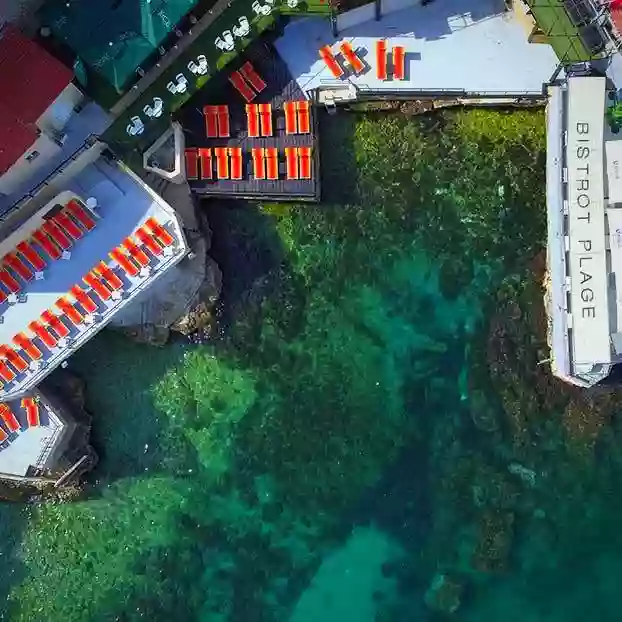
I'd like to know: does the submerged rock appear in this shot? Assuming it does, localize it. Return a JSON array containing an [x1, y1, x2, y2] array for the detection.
[[424, 573, 463, 614]]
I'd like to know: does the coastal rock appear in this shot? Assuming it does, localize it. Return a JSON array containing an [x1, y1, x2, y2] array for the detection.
[[424, 573, 463, 614], [471, 510, 515, 574]]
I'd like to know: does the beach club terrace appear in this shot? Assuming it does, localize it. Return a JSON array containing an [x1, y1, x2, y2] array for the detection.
[[0, 142, 187, 400]]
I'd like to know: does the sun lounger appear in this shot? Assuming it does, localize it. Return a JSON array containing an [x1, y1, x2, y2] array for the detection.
[[16, 241, 45, 272], [70, 285, 98, 314], [135, 229, 163, 258], [66, 199, 96, 231], [376, 39, 387, 81], [41, 310, 70, 339], [0, 346, 27, 373], [95, 262, 123, 291], [0, 427, 8, 442], [296, 100, 311, 134], [28, 320, 57, 349], [246, 104, 260, 138], [56, 296, 84, 325], [110, 248, 139, 278], [215, 147, 229, 179], [146, 218, 175, 247], [55, 211, 83, 240], [4, 252, 33, 282], [284, 101, 297, 135], [83, 272, 112, 302], [13, 332, 42, 361], [0, 269, 20, 294], [259, 103, 273, 136], [319, 45, 343, 78], [184, 148, 199, 180], [123, 236, 151, 265], [265, 147, 278, 180], [252, 148, 265, 180], [22, 398, 39, 427], [229, 70, 256, 102], [285, 147, 299, 179], [217, 105, 230, 138], [32, 229, 62, 260], [199, 148, 213, 180], [340, 41, 364, 74], [42, 220, 71, 251], [299, 146, 312, 179], [393, 45, 405, 80], [240, 61, 267, 93], [230, 147, 243, 180], [203, 105, 219, 138], [0, 289, 6, 303], [0, 404, 19, 433], [0, 362, 15, 383]]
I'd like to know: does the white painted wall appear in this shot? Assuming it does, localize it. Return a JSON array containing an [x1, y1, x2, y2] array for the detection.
[[37, 83, 84, 134]]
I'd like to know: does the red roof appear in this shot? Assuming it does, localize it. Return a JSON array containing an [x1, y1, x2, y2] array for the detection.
[[0, 26, 72, 174]]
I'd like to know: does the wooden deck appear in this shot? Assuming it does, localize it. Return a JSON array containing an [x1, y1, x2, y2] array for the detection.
[[178, 42, 320, 201]]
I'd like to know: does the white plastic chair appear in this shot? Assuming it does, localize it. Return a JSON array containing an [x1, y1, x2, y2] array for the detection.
[[287, 0, 298, 7], [222, 30, 235, 50], [126, 116, 144, 136], [215, 36, 227, 51], [167, 74, 188, 95], [188, 54, 209, 75], [143, 97, 164, 118], [233, 16, 250, 38]]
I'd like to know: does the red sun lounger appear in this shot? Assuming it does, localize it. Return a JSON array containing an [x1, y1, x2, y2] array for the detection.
[[135, 229, 163, 258], [0, 362, 15, 383], [376, 39, 387, 81], [13, 332, 42, 361], [95, 261, 123, 291], [70, 285, 98, 314], [4, 252, 33, 282], [41, 310, 69, 339], [32, 229, 62, 260], [0, 346, 27, 373], [56, 296, 84, 325], [16, 241, 45, 272], [252, 148, 265, 180], [28, 320, 57, 349], [55, 211, 83, 240], [230, 147, 243, 180], [0, 288, 6, 304], [83, 272, 112, 302], [217, 105, 230, 138], [299, 146, 312, 179], [215, 147, 229, 180], [0, 404, 19, 433], [184, 148, 199, 180], [66, 200, 96, 231], [199, 148, 213, 180], [240, 61, 267, 93], [393, 45, 405, 80], [284, 101, 297, 135], [146, 218, 175, 247], [297, 100, 311, 134], [285, 147, 299, 180], [22, 398, 39, 427], [110, 248, 139, 278], [42, 220, 71, 251], [265, 147, 278, 181], [319, 45, 343, 78], [246, 103, 260, 138], [203, 105, 219, 138], [340, 41, 364, 74], [259, 103, 273, 137], [229, 70, 255, 102], [124, 236, 152, 265], [0, 269, 20, 294], [0, 427, 7, 443]]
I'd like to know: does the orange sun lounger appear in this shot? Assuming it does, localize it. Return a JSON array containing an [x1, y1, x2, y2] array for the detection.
[[29, 320, 57, 349], [265, 147, 278, 181], [66, 200, 96, 231], [246, 103, 260, 138], [0, 269, 20, 294], [0, 346, 27, 373], [32, 229, 62, 260], [259, 103, 273, 136], [146, 218, 175, 247], [0, 427, 7, 443], [215, 147, 229, 180], [284, 101, 297, 135], [55, 211, 83, 240], [4, 252, 33, 282], [110, 248, 139, 278], [252, 148, 265, 180], [319, 45, 343, 78], [240, 61, 267, 93], [70, 284, 98, 314], [285, 147, 299, 180], [199, 148, 213, 180], [299, 146, 312, 179], [83, 272, 112, 302], [229, 148, 243, 180], [393, 45, 405, 80], [376, 40, 387, 81], [22, 398, 40, 427], [340, 41, 364, 74], [297, 101, 311, 134], [203, 105, 219, 138], [0, 362, 15, 383], [41, 310, 69, 339], [42, 220, 71, 251], [0, 404, 19, 433], [124, 236, 151, 265], [13, 332, 42, 361], [56, 297, 84, 326], [217, 105, 230, 138], [135, 229, 163, 258], [184, 148, 199, 180], [16, 241, 45, 272], [229, 70, 256, 102], [95, 261, 123, 291]]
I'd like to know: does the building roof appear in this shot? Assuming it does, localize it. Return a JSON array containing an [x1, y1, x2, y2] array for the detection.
[[0, 25, 73, 174]]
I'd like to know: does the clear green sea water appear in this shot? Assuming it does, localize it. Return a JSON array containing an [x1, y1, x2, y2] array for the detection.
[[2, 109, 622, 621]]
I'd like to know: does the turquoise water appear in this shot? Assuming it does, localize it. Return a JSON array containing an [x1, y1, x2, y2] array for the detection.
[[3, 109, 622, 621]]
